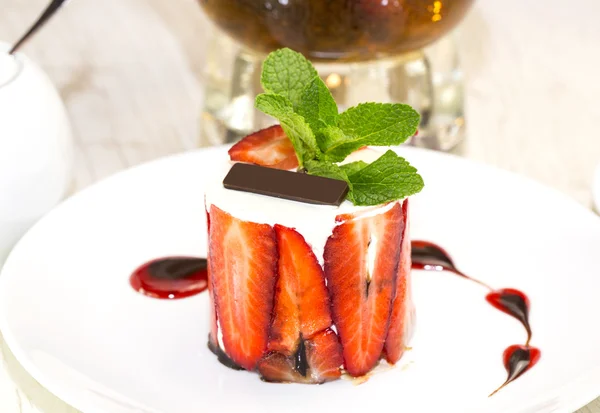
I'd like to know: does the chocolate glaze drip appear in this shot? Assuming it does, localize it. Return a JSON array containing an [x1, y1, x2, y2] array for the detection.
[[411, 241, 540, 396]]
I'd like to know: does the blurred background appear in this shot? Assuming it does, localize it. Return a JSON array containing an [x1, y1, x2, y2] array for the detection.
[[1, 0, 598, 200], [1, 0, 600, 411]]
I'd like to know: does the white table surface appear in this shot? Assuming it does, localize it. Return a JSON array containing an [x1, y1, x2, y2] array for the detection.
[[1, 0, 600, 411]]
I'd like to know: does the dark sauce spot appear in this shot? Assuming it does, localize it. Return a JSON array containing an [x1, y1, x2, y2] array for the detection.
[[486, 289, 532, 344], [294, 336, 309, 377], [411, 240, 492, 289], [489, 345, 541, 397], [130, 257, 208, 299], [411, 241, 539, 396], [147, 258, 207, 280], [411, 240, 456, 270]]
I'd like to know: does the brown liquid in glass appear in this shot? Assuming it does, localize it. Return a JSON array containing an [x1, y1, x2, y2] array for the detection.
[[199, 0, 474, 62]]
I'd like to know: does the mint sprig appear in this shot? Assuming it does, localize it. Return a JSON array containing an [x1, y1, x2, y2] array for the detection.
[[261, 48, 318, 108], [329, 103, 419, 160], [340, 161, 368, 177], [345, 150, 424, 206], [255, 93, 320, 166], [296, 76, 339, 134], [305, 160, 351, 188], [255, 48, 424, 206]]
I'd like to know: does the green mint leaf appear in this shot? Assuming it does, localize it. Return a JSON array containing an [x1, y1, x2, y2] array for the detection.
[[340, 161, 369, 177], [261, 48, 318, 108], [255, 93, 320, 166], [317, 126, 349, 161], [305, 160, 352, 190], [323, 103, 420, 160], [255, 92, 293, 116], [296, 76, 338, 134], [348, 150, 424, 206]]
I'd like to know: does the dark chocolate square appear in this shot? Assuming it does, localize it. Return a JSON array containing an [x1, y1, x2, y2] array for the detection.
[[223, 163, 349, 206]]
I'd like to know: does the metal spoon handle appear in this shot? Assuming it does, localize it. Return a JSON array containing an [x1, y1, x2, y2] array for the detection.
[[9, 0, 70, 54]]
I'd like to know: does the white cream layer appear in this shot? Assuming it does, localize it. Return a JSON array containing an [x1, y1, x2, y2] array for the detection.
[[204, 148, 402, 265]]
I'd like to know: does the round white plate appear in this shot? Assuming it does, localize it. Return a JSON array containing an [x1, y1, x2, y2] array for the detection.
[[593, 164, 600, 214], [2, 146, 600, 413]]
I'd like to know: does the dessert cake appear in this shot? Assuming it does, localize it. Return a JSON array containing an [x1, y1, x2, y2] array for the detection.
[[205, 48, 423, 383]]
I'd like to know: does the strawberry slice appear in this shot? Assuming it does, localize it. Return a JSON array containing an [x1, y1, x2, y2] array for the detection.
[[258, 225, 341, 383], [258, 328, 343, 383], [228, 125, 299, 170], [257, 351, 299, 383], [383, 199, 412, 364], [268, 225, 333, 354], [324, 202, 403, 376], [205, 206, 219, 349], [207, 263, 219, 349], [208, 205, 278, 370], [305, 328, 343, 382]]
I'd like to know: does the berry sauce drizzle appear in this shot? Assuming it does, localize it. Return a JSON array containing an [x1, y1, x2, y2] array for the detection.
[[130, 241, 539, 395], [129, 257, 208, 299], [411, 240, 540, 396]]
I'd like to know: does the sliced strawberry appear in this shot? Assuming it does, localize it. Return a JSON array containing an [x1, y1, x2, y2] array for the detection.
[[208, 205, 278, 370], [257, 351, 300, 383], [324, 202, 403, 376], [258, 329, 342, 383], [305, 328, 343, 382], [205, 205, 219, 349], [258, 226, 341, 383], [383, 199, 412, 364], [268, 225, 332, 354], [207, 265, 219, 349], [228, 125, 298, 170]]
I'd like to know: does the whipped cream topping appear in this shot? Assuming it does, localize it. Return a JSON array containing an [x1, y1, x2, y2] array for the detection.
[[204, 148, 403, 265]]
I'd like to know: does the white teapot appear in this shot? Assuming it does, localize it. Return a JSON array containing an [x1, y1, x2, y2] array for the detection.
[[0, 43, 73, 264]]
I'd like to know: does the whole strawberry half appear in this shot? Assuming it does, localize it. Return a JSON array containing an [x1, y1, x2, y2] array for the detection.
[[324, 202, 404, 376], [258, 225, 342, 383], [228, 125, 299, 170], [208, 205, 278, 371]]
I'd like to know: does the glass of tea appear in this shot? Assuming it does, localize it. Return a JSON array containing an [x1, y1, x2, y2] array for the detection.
[[198, 0, 474, 151]]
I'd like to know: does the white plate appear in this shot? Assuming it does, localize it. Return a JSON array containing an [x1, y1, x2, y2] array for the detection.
[[2, 146, 600, 413], [593, 164, 600, 214]]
